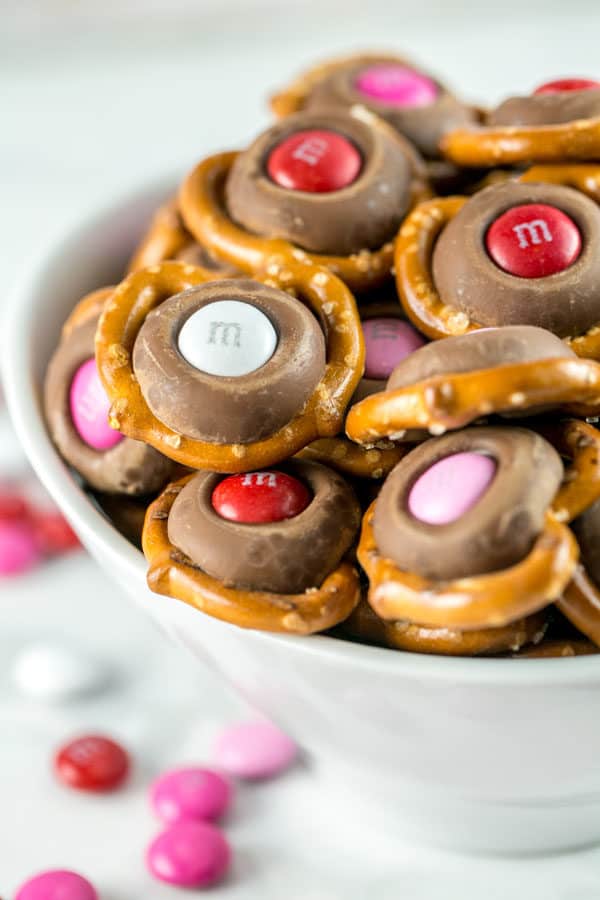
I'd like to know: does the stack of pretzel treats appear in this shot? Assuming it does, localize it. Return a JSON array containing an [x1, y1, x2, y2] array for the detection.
[[44, 52, 600, 657]]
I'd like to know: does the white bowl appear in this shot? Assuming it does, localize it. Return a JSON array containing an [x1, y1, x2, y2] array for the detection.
[[4, 179, 600, 856]]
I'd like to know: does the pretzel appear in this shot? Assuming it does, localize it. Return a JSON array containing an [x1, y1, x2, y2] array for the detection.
[[345, 357, 600, 445], [96, 260, 364, 472], [61, 287, 114, 338], [394, 168, 600, 356], [127, 199, 194, 274], [512, 637, 598, 658], [178, 148, 428, 294], [558, 567, 600, 647], [142, 477, 361, 634], [297, 438, 407, 480], [357, 501, 578, 630], [441, 117, 600, 168], [535, 419, 600, 524], [340, 599, 549, 656]]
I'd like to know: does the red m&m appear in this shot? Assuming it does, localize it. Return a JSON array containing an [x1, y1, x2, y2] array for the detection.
[[54, 734, 130, 792], [69, 358, 123, 451], [485, 203, 582, 278], [534, 78, 600, 95], [267, 129, 362, 192], [212, 471, 311, 523]]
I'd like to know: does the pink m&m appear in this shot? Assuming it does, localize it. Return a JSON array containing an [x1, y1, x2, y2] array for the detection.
[[147, 821, 231, 887], [15, 870, 97, 900], [486, 203, 582, 278], [408, 452, 497, 525], [151, 767, 232, 825], [0, 520, 41, 575], [214, 719, 297, 780], [363, 317, 425, 379], [267, 129, 362, 192], [69, 358, 123, 451], [355, 64, 438, 108]]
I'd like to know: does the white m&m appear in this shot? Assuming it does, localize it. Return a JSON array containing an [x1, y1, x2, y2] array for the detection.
[[177, 300, 277, 377]]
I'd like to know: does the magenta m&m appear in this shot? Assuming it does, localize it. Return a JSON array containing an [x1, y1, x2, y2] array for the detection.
[[15, 870, 97, 900], [267, 129, 362, 192], [146, 821, 231, 887], [485, 203, 582, 278], [212, 471, 311, 524], [151, 767, 232, 825], [408, 452, 497, 526], [213, 719, 298, 780], [54, 734, 129, 792], [355, 63, 438, 107], [0, 520, 41, 576], [69, 358, 123, 451], [362, 317, 425, 380]]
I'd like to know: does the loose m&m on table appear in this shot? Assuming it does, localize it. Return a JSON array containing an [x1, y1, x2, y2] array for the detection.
[[54, 734, 130, 792]]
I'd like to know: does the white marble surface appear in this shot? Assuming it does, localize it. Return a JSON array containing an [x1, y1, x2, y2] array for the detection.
[[4, 1, 600, 894]]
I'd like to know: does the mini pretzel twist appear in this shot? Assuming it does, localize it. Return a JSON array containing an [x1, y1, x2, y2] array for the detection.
[[535, 419, 600, 524], [61, 287, 115, 338], [394, 168, 600, 356], [358, 502, 578, 630], [179, 150, 402, 293], [96, 260, 364, 472], [345, 357, 600, 445], [297, 437, 408, 480], [512, 636, 598, 657], [441, 117, 600, 168], [142, 477, 361, 634], [340, 599, 549, 656]]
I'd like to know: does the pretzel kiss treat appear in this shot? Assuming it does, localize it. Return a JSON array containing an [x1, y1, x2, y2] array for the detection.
[[395, 178, 600, 352], [358, 427, 578, 630], [44, 288, 174, 495], [142, 462, 362, 633], [346, 325, 600, 446], [270, 53, 479, 160], [442, 77, 600, 166], [96, 262, 363, 472], [560, 487, 600, 648], [179, 108, 428, 293]]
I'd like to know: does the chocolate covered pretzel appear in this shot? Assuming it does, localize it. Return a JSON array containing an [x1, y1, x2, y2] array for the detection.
[[442, 78, 600, 167], [270, 52, 479, 160], [44, 288, 175, 495], [143, 462, 362, 633], [345, 326, 600, 445], [96, 261, 364, 472], [179, 108, 429, 293], [560, 481, 600, 647], [358, 427, 579, 629], [395, 173, 600, 353]]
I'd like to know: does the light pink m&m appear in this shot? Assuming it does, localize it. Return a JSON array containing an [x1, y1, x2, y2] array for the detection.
[[151, 767, 232, 825], [355, 64, 438, 108], [408, 452, 497, 525], [214, 719, 297, 780], [69, 358, 123, 451], [363, 318, 425, 379], [147, 821, 231, 887], [15, 870, 97, 900]]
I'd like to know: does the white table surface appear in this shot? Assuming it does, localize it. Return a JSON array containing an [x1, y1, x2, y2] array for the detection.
[[4, 1, 600, 895]]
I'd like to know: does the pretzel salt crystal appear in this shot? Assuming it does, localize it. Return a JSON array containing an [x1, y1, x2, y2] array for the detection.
[[96, 260, 364, 472], [357, 502, 578, 630], [143, 477, 361, 634]]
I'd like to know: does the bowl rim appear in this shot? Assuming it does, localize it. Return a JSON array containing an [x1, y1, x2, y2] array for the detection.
[[3, 173, 600, 687]]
